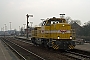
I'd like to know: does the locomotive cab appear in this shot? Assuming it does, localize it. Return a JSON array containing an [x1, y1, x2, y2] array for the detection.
[[41, 17, 66, 26]]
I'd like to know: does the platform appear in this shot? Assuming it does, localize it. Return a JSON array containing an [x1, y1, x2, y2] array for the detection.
[[0, 39, 20, 60], [75, 43, 90, 52]]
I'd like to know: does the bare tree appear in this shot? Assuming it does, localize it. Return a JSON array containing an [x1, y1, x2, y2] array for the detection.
[[84, 21, 90, 26], [69, 20, 81, 25], [74, 20, 81, 25], [65, 16, 72, 24]]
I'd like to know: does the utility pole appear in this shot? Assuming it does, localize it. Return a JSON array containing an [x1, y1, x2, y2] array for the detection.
[[1, 28, 2, 31], [9, 22, 11, 30], [5, 24, 6, 31], [26, 14, 33, 39], [9, 22, 11, 35], [23, 24, 26, 29], [30, 22, 33, 37], [19, 26, 20, 31], [23, 24, 26, 37], [4, 24, 6, 37], [3, 27, 4, 31], [26, 14, 29, 39], [2, 27, 4, 36]]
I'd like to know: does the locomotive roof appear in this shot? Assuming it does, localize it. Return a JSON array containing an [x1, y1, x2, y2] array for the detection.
[[48, 17, 66, 21]]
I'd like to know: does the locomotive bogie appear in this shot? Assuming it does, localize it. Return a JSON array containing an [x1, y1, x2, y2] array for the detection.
[[31, 37, 75, 49]]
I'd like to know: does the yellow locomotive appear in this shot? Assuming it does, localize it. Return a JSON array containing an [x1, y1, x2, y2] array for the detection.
[[31, 14, 75, 50]]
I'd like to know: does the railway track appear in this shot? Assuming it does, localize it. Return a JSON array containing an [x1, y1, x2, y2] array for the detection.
[[15, 37, 90, 60], [64, 50, 90, 60], [0, 37, 74, 60], [1, 37, 90, 60], [0, 37, 45, 60]]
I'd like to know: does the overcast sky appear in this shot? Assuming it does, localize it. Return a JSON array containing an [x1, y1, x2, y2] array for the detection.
[[0, 0, 90, 31]]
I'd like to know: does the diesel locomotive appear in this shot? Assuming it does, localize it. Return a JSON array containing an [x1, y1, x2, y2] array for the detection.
[[31, 14, 75, 50]]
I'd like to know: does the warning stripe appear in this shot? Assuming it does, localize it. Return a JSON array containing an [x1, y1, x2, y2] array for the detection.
[[69, 45, 74, 49], [53, 45, 59, 49]]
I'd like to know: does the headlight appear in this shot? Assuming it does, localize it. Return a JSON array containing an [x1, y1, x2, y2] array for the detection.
[[58, 36, 60, 39], [70, 36, 72, 39], [63, 25, 65, 26]]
